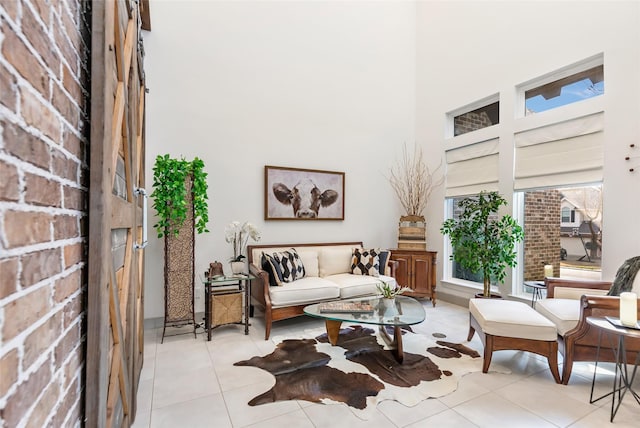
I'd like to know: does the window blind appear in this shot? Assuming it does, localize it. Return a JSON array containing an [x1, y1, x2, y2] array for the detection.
[[445, 138, 499, 197], [514, 112, 604, 190]]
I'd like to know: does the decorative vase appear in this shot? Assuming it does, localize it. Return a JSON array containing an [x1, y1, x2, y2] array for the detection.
[[382, 297, 396, 309], [230, 261, 245, 275]]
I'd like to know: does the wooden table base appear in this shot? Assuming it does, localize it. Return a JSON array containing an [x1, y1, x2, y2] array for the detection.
[[324, 320, 405, 363]]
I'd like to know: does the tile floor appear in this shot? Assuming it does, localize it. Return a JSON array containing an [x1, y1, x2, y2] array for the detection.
[[132, 300, 640, 427]]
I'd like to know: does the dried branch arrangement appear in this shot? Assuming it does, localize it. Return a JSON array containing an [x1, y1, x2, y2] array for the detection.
[[388, 143, 444, 217]]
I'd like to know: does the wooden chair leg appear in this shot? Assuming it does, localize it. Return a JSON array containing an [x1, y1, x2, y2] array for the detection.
[[467, 324, 476, 342], [483, 334, 494, 373]]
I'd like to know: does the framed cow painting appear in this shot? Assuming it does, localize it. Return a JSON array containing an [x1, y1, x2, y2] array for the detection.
[[264, 165, 345, 220]]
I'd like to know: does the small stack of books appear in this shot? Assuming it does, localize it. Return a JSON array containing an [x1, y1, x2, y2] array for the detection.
[[319, 301, 374, 314]]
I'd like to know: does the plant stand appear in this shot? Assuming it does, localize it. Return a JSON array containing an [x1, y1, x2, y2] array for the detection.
[[161, 176, 196, 342]]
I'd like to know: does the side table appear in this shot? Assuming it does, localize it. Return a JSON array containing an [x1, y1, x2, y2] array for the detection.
[[203, 274, 254, 341], [586, 316, 640, 422], [524, 281, 546, 307]]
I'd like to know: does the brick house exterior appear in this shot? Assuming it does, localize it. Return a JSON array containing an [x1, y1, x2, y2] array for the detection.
[[523, 189, 562, 280], [0, 1, 90, 426]]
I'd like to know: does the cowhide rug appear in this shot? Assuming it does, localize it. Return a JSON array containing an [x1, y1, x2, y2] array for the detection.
[[234, 325, 482, 417]]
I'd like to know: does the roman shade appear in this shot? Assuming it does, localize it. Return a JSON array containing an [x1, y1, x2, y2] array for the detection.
[[445, 138, 499, 197], [514, 112, 604, 190]]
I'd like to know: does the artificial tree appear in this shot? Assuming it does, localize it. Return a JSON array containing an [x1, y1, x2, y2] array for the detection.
[[151, 154, 209, 341], [440, 191, 524, 297]]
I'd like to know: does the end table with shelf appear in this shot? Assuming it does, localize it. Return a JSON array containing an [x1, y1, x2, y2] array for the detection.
[[203, 274, 254, 341]]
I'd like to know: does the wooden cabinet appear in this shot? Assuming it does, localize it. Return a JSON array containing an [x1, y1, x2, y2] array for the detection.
[[390, 249, 437, 305]]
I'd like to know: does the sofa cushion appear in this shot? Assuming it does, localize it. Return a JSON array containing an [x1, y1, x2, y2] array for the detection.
[[470, 299, 557, 341], [269, 277, 340, 307], [319, 247, 353, 277], [378, 250, 391, 275], [263, 249, 306, 285], [535, 298, 580, 336], [297, 250, 319, 277], [326, 273, 397, 299], [553, 287, 608, 300], [351, 248, 380, 277]]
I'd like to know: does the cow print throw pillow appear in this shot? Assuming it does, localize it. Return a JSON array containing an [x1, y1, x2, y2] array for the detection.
[[263, 249, 306, 285], [351, 248, 380, 277]]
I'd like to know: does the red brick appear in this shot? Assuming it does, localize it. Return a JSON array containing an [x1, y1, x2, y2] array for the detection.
[[63, 242, 83, 268], [25, 380, 60, 428], [0, 257, 19, 299], [2, 360, 52, 428], [1, 0, 19, 21], [0, 159, 20, 201], [25, 173, 62, 207], [20, 87, 61, 142], [0, 348, 19, 398], [62, 63, 82, 102], [0, 62, 17, 111], [1, 17, 49, 97], [59, 1, 82, 54], [50, 378, 79, 427], [23, 311, 63, 369], [3, 210, 52, 248], [21, 248, 62, 288], [62, 126, 83, 159], [63, 185, 84, 210], [52, 81, 77, 127], [53, 214, 78, 240], [2, 120, 51, 169], [22, 3, 60, 76], [54, 324, 80, 370], [51, 148, 79, 182], [53, 15, 77, 74], [62, 346, 83, 390], [54, 269, 81, 303], [63, 292, 83, 329], [2, 285, 51, 341]]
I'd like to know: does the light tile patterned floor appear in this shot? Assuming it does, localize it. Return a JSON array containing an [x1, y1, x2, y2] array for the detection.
[[132, 300, 640, 427]]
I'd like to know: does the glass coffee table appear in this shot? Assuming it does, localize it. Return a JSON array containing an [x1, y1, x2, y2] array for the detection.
[[304, 295, 426, 363]]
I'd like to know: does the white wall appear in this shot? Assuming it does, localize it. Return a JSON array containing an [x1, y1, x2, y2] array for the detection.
[[143, 1, 417, 318], [416, 1, 640, 298]]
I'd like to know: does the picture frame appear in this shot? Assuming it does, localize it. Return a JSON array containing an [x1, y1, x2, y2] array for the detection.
[[264, 165, 345, 220]]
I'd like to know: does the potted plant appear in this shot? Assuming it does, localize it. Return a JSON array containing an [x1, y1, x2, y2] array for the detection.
[[377, 281, 411, 298], [225, 220, 261, 274], [151, 154, 209, 238], [440, 191, 524, 298]]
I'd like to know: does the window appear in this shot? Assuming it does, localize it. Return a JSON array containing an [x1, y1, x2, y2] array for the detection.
[[515, 184, 602, 294], [561, 207, 575, 223], [453, 102, 499, 136], [518, 55, 604, 117]]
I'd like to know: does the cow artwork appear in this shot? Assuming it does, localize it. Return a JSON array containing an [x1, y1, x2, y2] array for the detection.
[[265, 166, 344, 220], [272, 179, 338, 219]]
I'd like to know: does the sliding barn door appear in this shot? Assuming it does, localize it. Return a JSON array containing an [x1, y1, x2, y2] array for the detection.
[[87, 1, 150, 426]]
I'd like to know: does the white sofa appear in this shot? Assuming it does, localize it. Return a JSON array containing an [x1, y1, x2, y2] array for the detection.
[[247, 242, 398, 339]]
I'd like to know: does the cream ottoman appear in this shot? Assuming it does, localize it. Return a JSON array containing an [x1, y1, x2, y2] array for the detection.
[[467, 298, 561, 383]]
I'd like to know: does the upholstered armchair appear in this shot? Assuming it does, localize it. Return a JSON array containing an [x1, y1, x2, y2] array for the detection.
[[535, 277, 640, 384]]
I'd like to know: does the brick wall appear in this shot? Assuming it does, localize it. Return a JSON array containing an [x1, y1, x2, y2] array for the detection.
[[454, 111, 494, 136], [523, 190, 561, 280], [0, 1, 90, 427]]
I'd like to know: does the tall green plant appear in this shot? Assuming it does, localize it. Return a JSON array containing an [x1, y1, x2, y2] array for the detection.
[[151, 154, 209, 238], [440, 191, 524, 297]]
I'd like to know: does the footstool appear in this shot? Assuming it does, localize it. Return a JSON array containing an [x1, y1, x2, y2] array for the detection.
[[467, 298, 561, 384]]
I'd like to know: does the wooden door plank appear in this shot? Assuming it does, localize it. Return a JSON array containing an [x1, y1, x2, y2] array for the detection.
[[111, 194, 134, 228], [111, 82, 125, 188], [109, 264, 130, 416], [87, 1, 116, 426]]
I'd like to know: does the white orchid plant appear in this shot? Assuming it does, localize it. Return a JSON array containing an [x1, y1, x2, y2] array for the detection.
[[376, 281, 411, 299], [225, 221, 261, 262]]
